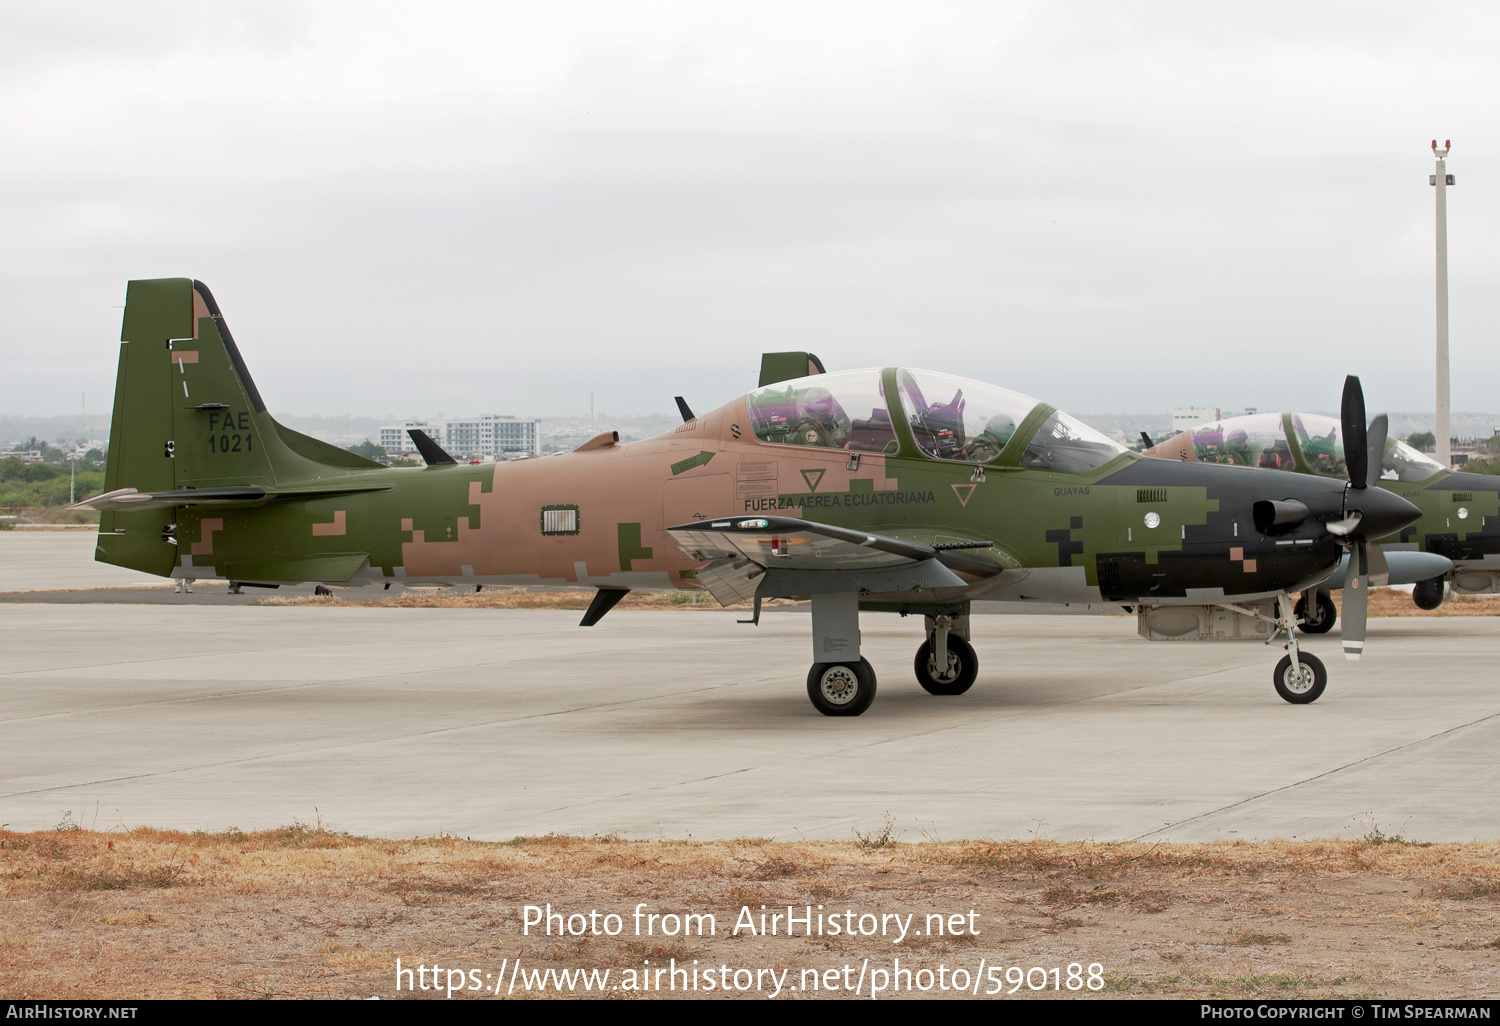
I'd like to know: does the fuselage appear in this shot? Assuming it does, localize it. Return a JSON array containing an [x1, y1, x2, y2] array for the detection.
[[157, 380, 1403, 608]]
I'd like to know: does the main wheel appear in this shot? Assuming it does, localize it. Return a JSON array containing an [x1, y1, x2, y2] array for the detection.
[[1413, 576, 1445, 611], [806, 658, 877, 717], [1273, 652, 1327, 704], [913, 636, 979, 696], [1295, 591, 1337, 634]]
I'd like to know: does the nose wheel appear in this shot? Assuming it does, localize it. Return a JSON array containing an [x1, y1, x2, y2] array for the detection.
[[807, 659, 877, 716], [1269, 591, 1327, 704], [1273, 652, 1327, 704]]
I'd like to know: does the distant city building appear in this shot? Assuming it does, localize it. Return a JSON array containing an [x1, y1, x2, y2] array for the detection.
[[68, 441, 107, 459], [443, 415, 539, 459], [1, 450, 43, 464], [379, 421, 433, 456], [1172, 407, 1221, 432], [378, 416, 539, 461]]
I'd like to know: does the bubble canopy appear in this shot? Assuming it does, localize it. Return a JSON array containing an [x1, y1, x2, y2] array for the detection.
[[1180, 412, 1446, 483], [1291, 413, 1446, 483], [744, 368, 1127, 472]]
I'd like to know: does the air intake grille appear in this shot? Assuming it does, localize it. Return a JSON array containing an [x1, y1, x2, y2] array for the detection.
[[540, 505, 579, 535], [1137, 488, 1167, 503]]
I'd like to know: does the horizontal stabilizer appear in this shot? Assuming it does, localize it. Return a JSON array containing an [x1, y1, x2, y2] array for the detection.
[[73, 486, 268, 512], [72, 482, 389, 512]]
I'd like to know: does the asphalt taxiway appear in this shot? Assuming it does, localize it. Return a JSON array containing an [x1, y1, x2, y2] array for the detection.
[[4, 571, 1497, 842]]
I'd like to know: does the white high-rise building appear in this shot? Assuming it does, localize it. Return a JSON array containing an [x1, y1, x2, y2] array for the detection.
[[378, 416, 539, 460], [441, 415, 539, 459], [1172, 407, 1221, 433], [379, 421, 433, 456]]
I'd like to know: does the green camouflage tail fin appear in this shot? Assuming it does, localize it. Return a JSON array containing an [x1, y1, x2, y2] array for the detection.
[[97, 277, 381, 575]]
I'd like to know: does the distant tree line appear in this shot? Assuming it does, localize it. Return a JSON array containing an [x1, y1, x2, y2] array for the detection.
[[347, 439, 417, 467], [0, 457, 104, 519]]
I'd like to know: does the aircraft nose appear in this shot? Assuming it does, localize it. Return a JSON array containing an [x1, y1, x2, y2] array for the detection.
[[1348, 484, 1422, 541]]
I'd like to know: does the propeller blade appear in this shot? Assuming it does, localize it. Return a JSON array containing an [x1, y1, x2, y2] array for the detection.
[[1342, 375, 1368, 489], [1341, 540, 1368, 660], [1366, 414, 1388, 488]]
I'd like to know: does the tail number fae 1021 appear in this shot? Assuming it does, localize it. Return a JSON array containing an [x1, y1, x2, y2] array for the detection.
[[208, 433, 253, 453]]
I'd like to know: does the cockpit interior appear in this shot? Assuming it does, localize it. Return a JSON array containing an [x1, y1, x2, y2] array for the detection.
[[745, 368, 1127, 472]]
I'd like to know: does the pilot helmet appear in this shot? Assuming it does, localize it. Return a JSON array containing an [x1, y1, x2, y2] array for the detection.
[[980, 413, 1016, 446]]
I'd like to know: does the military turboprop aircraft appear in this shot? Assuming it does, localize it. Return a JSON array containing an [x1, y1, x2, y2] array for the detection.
[[1144, 411, 1494, 627], [78, 279, 1423, 715]]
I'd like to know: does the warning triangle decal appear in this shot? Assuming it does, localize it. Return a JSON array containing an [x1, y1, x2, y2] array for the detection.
[[951, 483, 978, 508], [800, 468, 826, 493]]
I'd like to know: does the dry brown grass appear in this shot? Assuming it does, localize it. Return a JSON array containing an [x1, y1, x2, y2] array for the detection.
[[1358, 588, 1500, 617], [4, 828, 1500, 1000]]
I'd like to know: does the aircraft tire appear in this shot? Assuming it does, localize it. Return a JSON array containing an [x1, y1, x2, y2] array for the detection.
[[1295, 592, 1337, 635], [807, 658, 877, 717], [1273, 652, 1327, 704], [914, 636, 979, 696], [1413, 576, 1446, 611]]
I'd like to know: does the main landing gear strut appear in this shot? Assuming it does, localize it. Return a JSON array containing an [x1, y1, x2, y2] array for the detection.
[[1294, 589, 1337, 635], [805, 593, 877, 716], [804, 598, 982, 716], [914, 613, 978, 696]]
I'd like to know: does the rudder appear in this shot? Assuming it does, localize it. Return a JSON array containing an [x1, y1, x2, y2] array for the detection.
[[96, 278, 381, 576]]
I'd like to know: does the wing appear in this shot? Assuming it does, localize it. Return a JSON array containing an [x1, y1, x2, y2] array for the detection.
[[670, 515, 936, 569], [667, 515, 991, 605]]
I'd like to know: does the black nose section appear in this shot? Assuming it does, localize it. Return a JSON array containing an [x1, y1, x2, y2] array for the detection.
[[1347, 485, 1422, 541]]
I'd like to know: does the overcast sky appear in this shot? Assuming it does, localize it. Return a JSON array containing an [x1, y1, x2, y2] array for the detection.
[[2, 1, 1496, 424]]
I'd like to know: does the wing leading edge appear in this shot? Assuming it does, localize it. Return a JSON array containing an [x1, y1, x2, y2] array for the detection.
[[666, 515, 990, 605]]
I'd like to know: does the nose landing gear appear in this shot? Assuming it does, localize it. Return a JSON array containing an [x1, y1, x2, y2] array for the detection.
[[1272, 591, 1326, 704], [1273, 652, 1327, 703]]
